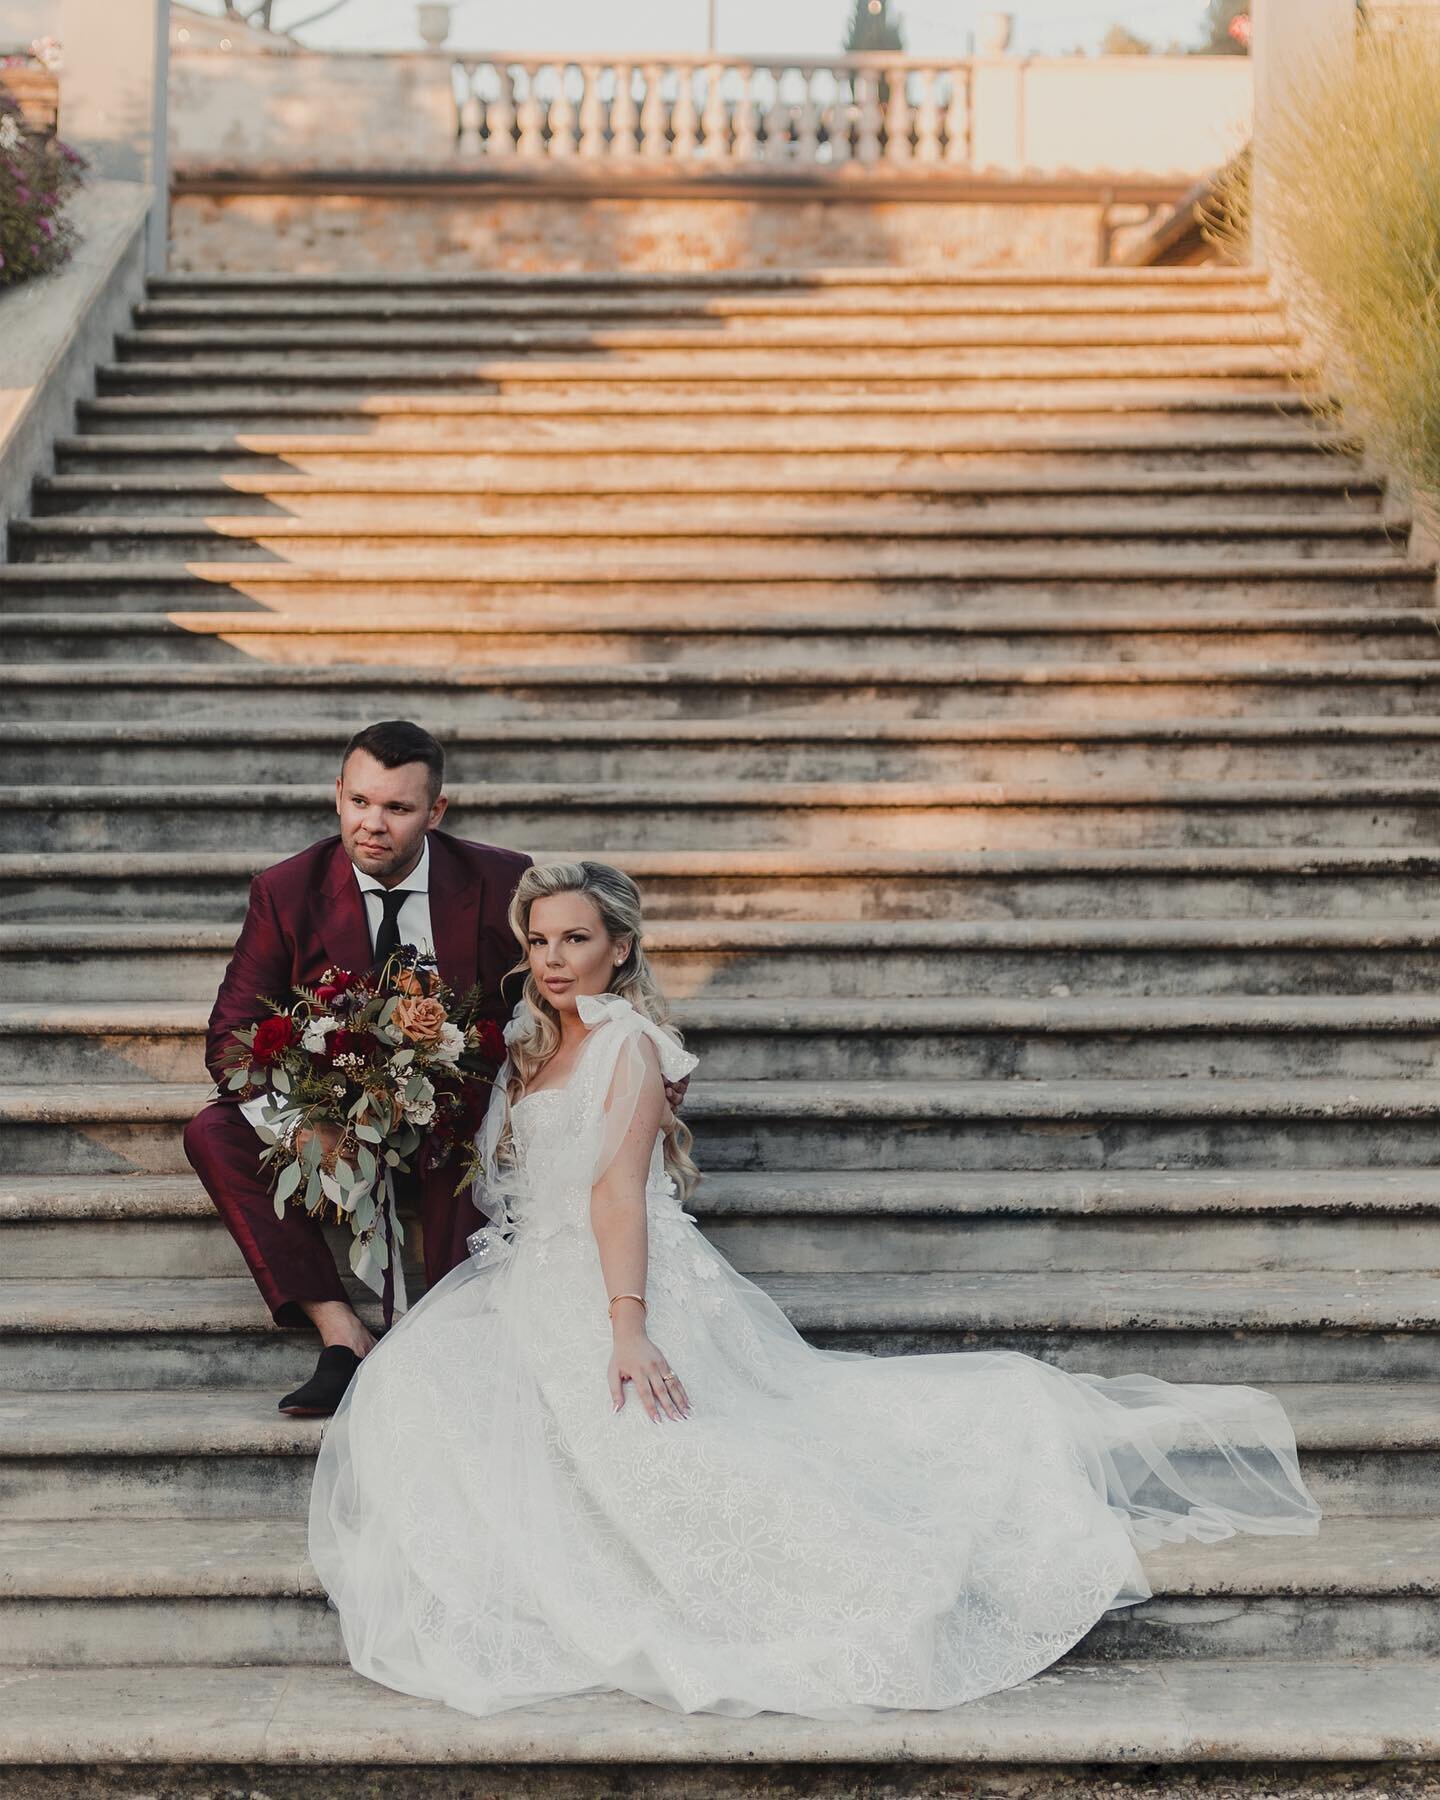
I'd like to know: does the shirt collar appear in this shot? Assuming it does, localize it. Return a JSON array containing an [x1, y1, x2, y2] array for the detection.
[[352, 835, 430, 898]]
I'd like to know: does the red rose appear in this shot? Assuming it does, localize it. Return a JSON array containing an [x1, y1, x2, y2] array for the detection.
[[314, 969, 356, 1004], [325, 1027, 366, 1060], [474, 1019, 506, 1064], [251, 1016, 297, 1063]]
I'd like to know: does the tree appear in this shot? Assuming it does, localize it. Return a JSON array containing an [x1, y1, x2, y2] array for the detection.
[[843, 0, 905, 54], [1101, 23, 1153, 54], [1195, 0, 1251, 54], [220, 0, 357, 36]]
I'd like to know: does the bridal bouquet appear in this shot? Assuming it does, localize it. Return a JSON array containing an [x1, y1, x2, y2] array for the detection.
[[222, 947, 505, 1311]]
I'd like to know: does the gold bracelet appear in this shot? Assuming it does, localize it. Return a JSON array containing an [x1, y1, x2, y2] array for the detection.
[[608, 1293, 647, 1318]]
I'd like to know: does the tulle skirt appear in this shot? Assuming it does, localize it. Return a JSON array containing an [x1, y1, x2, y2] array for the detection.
[[309, 1199, 1320, 1721]]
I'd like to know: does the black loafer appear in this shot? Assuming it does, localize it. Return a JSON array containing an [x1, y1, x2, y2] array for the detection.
[[278, 1345, 362, 1417]]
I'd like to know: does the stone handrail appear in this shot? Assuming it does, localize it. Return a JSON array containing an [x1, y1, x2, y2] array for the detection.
[[449, 55, 972, 167]]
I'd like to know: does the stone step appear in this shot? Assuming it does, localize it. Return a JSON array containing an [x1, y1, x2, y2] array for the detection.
[[7, 846, 1440, 924], [146, 266, 1269, 292], [9, 1078, 1440, 1198], [115, 318, 1302, 354], [8, 514, 1410, 568], [4, 1514, 1432, 1670], [135, 287, 1281, 321], [31, 468, 1389, 522], [1, 1383, 1430, 1511], [10, 776, 1440, 854], [11, 659, 1440, 722], [7, 1166, 1440, 1279], [53, 426, 1364, 475], [13, 994, 1440, 1087], [12, 717, 1440, 787], [6, 1656, 1438, 1780], [8, 609, 1440, 667], [9, 913, 1440, 999], [73, 390, 1323, 436]]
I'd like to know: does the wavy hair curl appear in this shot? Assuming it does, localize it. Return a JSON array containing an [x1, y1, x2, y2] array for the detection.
[[500, 860, 698, 1200]]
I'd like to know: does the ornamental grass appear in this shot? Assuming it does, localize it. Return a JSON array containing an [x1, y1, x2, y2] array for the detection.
[[1209, 27, 1440, 527]]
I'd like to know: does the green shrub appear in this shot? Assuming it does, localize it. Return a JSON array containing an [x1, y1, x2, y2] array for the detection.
[[1215, 29, 1440, 520], [0, 90, 87, 287]]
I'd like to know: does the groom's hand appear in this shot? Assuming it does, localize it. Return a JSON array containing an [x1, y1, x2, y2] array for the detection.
[[294, 1123, 354, 1170]]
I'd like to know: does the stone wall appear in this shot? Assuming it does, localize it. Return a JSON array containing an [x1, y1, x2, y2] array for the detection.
[[167, 188, 1164, 275]]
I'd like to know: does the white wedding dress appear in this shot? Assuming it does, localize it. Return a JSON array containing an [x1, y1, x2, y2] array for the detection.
[[309, 992, 1320, 1721]]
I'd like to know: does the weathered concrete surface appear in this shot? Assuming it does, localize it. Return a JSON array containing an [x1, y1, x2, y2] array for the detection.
[[0, 181, 150, 557]]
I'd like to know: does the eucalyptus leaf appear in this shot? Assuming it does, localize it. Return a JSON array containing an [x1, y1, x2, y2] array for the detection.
[[271, 1066, 291, 1094], [226, 1069, 249, 1092], [348, 1234, 368, 1276], [355, 1123, 382, 1145], [274, 1160, 303, 1205], [357, 1145, 377, 1183]]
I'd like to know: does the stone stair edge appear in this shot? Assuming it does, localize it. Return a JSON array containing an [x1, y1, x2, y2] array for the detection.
[[34, 469, 1390, 498], [6, 1658, 1439, 1769], [147, 266, 1272, 289], [8, 1167, 1440, 1223], [11, 715, 1440, 749], [8, 513, 1409, 541], [5, 1512, 1431, 1601], [3, 1382, 1434, 1455], [8, 916, 1440, 949], [11, 777, 1440, 811], [7, 1077, 1440, 1127], [53, 427, 1359, 455], [14, 995, 1440, 1035], [11, 659, 1440, 691], [5, 846, 1440, 878]]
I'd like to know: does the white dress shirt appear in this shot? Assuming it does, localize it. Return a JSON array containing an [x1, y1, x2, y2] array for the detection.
[[352, 836, 435, 960]]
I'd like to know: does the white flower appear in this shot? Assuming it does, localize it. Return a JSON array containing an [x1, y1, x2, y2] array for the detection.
[[0, 116, 23, 151], [301, 1014, 339, 1053], [404, 1095, 437, 1127], [432, 1023, 465, 1068]]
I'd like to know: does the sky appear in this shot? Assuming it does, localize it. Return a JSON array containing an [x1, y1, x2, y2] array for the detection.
[[186, 1, 1219, 58]]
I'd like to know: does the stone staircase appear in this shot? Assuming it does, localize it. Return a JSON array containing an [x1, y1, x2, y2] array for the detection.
[[2, 265, 1438, 1789]]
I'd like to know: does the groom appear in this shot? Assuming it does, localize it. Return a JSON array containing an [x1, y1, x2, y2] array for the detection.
[[184, 720, 531, 1417]]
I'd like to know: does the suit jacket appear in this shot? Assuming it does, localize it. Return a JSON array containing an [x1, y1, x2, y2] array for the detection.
[[204, 832, 532, 1085]]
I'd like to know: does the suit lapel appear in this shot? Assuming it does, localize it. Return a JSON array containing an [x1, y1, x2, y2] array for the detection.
[[319, 842, 374, 976], [428, 833, 481, 993]]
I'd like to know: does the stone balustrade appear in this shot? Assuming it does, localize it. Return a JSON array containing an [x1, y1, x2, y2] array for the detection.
[[165, 47, 1253, 182], [448, 55, 971, 168]]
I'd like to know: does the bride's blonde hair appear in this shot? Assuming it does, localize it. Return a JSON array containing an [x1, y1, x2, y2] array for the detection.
[[502, 860, 699, 1199]]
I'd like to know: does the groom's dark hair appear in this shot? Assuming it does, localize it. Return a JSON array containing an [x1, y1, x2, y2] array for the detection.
[[341, 720, 446, 805]]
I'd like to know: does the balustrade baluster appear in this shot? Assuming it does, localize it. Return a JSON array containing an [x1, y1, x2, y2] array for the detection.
[[826, 78, 853, 163], [640, 62, 668, 158], [609, 61, 638, 157], [700, 62, 728, 159], [671, 64, 699, 158], [855, 67, 881, 163], [515, 62, 544, 158], [942, 65, 968, 163], [914, 66, 940, 162], [484, 62, 515, 157], [732, 67, 758, 162], [795, 67, 820, 161], [548, 63, 577, 157], [884, 65, 912, 162], [577, 61, 605, 158]]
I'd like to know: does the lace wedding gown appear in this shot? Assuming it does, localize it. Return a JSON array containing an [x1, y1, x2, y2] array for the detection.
[[309, 993, 1320, 1721]]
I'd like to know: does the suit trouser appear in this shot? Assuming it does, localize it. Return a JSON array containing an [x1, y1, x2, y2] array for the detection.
[[183, 1099, 486, 1327]]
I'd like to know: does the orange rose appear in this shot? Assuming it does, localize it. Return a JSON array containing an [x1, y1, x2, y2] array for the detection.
[[393, 995, 447, 1046]]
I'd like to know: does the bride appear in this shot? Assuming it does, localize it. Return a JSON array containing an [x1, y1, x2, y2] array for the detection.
[[309, 858, 1320, 1722]]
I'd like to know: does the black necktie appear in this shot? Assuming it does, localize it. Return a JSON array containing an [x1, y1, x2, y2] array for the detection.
[[373, 889, 408, 966]]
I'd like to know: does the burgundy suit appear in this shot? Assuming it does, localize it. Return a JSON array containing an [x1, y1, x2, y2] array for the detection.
[[185, 831, 532, 1326]]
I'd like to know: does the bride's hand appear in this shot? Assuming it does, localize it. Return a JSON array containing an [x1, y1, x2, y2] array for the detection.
[[608, 1333, 690, 1422]]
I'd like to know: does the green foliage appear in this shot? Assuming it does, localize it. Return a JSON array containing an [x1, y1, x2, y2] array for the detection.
[[1215, 32, 1440, 523], [843, 0, 905, 55], [1196, 0, 1250, 55], [1101, 24, 1152, 55], [0, 92, 85, 287]]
